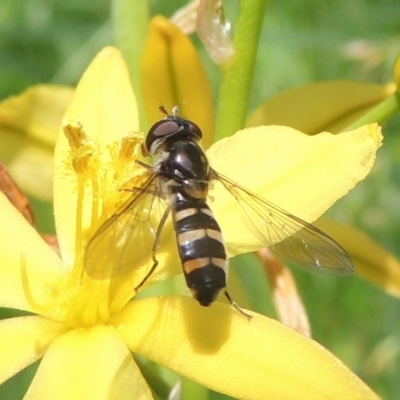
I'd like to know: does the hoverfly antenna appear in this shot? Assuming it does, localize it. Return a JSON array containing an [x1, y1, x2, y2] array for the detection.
[[172, 105, 180, 116], [159, 105, 169, 117], [158, 104, 186, 118]]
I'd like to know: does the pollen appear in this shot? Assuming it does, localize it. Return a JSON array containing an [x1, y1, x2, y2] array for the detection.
[[118, 132, 143, 162], [63, 119, 87, 148], [62, 119, 97, 175]]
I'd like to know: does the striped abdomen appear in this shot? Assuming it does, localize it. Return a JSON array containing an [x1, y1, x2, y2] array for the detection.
[[172, 193, 227, 306]]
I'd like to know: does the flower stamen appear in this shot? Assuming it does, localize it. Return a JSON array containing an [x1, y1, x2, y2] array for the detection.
[[20, 254, 80, 321], [20, 253, 49, 313], [62, 119, 97, 176], [118, 132, 142, 162], [74, 179, 85, 278]]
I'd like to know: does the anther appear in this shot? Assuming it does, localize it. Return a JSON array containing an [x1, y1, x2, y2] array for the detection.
[[62, 120, 96, 175], [118, 133, 142, 162]]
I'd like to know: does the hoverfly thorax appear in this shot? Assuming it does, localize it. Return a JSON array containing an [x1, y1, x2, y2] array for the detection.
[[145, 114, 210, 201]]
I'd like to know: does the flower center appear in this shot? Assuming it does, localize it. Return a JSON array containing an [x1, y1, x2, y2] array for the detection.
[[23, 120, 146, 327]]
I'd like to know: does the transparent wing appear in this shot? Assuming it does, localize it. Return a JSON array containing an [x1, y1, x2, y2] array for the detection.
[[213, 171, 354, 275], [84, 173, 169, 280]]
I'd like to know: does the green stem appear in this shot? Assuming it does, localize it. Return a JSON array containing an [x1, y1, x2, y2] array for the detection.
[[111, 0, 150, 128], [215, 0, 268, 141], [180, 377, 209, 400], [343, 92, 400, 131]]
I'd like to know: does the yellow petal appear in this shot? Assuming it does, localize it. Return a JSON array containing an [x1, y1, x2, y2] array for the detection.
[[0, 126, 53, 200], [0, 84, 73, 201], [53, 46, 139, 260], [61, 48, 139, 144], [0, 84, 74, 145], [141, 16, 214, 148], [207, 124, 382, 255], [315, 219, 400, 298], [112, 296, 379, 400], [247, 81, 395, 134], [0, 192, 67, 312], [0, 316, 68, 384], [25, 325, 153, 400]]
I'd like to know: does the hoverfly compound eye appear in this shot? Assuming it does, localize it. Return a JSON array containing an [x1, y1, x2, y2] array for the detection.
[[187, 121, 203, 140], [144, 111, 204, 156], [145, 119, 180, 154]]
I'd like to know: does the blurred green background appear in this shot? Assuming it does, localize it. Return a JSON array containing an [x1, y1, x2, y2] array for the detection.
[[0, 0, 400, 399]]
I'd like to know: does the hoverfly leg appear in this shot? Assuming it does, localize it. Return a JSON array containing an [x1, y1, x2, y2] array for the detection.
[[135, 159, 152, 170], [134, 204, 172, 292], [134, 257, 159, 293], [224, 290, 253, 320]]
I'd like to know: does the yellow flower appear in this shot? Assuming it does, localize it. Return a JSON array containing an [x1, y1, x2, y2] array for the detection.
[[0, 46, 382, 399], [0, 85, 74, 201]]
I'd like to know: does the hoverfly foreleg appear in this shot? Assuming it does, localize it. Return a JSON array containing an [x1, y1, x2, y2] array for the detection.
[[135, 159, 152, 170], [224, 290, 253, 320], [134, 204, 172, 292]]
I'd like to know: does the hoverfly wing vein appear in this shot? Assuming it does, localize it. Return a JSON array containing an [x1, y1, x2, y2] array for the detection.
[[214, 171, 354, 275], [84, 172, 166, 280]]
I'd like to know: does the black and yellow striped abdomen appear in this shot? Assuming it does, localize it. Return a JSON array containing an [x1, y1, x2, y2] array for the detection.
[[172, 192, 228, 306]]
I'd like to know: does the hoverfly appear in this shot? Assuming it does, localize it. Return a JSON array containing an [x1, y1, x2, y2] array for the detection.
[[85, 106, 353, 317]]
